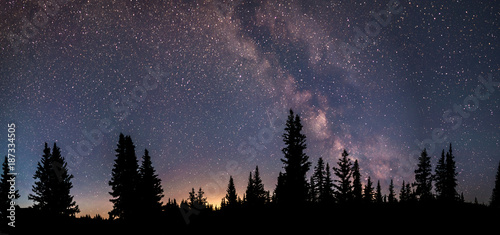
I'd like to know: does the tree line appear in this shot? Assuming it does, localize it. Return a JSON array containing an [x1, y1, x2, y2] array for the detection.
[[218, 110, 487, 209], [1, 109, 500, 226]]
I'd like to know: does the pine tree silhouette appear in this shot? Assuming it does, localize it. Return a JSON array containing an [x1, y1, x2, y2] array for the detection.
[[0, 156, 20, 220], [414, 148, 433, 201], [490, 160, 500, 208], [279, 109, 311, 205], [138, 149, 164, 218], [352, 160, 362, 202], [109, 134, 140, 220], [224, 176, 238, 208], [333, 149, 353, 203]]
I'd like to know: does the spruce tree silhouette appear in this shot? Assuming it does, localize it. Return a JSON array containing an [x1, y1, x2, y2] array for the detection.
[[49, 143, 79, 216], [491, 160, 500, 209], [278, 109, 311, 205], [363, 176, 374, 203], [0, 156, 20, 221], [311, 158, 326, 203], [308, 176, 315, 203], [323, 163, 334, 205], [29, 143, 79, 217], [375, 180, 383, 203], [196, 187, 207, 206], [352, 159, 362, 202], [245, 166, 267, 206], [109, 133, 140, 220], [245, 171, 254, 204], [181, 188, 206, 225], [333, 149, 353, 203], [188, 188, 197, 207], [414, 148, 433, 201], [273, 172, 285, 204], [434, 149, 447, 200], [28, 143, 52, 212], [443, 143, 458, 201], [138, 149, 164, 218], [388, 179, 397, 203], [434, 144, 459, 202], [252, 166, 267, 205], [399, 180, 413, 202], [224, 176, 238, 208]]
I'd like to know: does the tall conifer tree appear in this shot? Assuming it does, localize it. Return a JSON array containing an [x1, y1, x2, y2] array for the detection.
[[311, 158, 326, 203], [138, 149, 164, 217], [245, 166, 267, 206], [375, 180, 383, 203], [279, 109, 311, 204], [388, 179, 396, 203], [363, 176, 374, 203], [49, 143, 79, 216], [434, 149, 446, 200], [333, 149, 353, 203], [224, 176, 238, 208], [29, 143, 52, 211], [252, 166, 267, 205], [443, 143, 458, 201], [109, 134, 140, 220], [245, 171, 254, 204], [322, 163, 334, 204], [352, 160, 362, 202], [29, 143, 78, 216], [414, 149, 433, 201]]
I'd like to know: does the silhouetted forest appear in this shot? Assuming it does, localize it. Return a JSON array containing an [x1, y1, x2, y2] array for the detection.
[[1, 109, 500, 234]]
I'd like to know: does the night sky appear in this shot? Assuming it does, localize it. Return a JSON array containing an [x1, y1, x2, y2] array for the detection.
[[0, 0, 498, 217]]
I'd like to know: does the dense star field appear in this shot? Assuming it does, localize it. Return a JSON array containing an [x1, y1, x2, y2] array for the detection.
[[0, 0, 498, 218]]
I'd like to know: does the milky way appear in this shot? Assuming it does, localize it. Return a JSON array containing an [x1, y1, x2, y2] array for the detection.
[[0, 0, 498, 216]]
